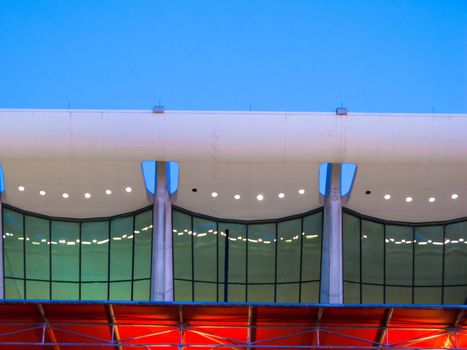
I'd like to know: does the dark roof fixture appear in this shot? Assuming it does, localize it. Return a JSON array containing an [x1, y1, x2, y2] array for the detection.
[[152, 104, 165, 113], [336, 107, 348, 115]]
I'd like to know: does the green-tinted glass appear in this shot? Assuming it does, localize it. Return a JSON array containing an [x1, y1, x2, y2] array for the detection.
[[51, 221, 79, 282], [276, 283, 299, 303], [277, 219, 301, 283], [343, 214, 360, 283], [52, 282, 79, 300], [81, 221, 109, 282], [194, 282, 217, 302], [301, 282, 319, 303], [81, 282, 107, 300], [248, 284, 274, 302], [173, 210, 192, 282], [133, 280, 150, 301], [110, 282, 132, 300], [302, 212, 322, 283], [3, 208, 24, 278], [361, 220, 384, 285], [445, 222, 467, 285], [134, 211, 152, 280], [26, 281, 49, 300], [386, 225, 413, 286], [386, 286, 412, 304], [174, 280, 192, 301], [110, 216, 133, 281], [25, 216, 50, 281], [4, 278, 24, 299], [362, 285, 383, 304], [218, 222, 246, 301], [414, 226, 443, 286], [193, 217, 217, 285], [343, 282, 360, 304], [248, 223, 275, 283]]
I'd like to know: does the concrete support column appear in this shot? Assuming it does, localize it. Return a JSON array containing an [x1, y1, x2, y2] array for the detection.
[[320, 163, 343, 304], [150, 162, 174, 301]]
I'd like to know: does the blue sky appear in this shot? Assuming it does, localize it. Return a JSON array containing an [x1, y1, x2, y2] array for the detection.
[[0, 0, 466, 113]]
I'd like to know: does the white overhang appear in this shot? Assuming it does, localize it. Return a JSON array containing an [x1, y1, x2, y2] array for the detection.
[[1, 109, 467, 222]]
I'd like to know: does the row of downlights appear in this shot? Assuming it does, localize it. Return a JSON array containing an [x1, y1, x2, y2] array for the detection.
[[17, 186, 133, 198], [210, 189, 306, 201], [383, 193, 459, 203]]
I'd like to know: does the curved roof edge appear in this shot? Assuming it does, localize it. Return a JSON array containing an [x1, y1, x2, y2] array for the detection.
[[2, 109, 467, 164]]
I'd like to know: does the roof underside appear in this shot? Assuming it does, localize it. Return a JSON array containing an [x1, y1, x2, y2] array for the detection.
[[0, 302, 465, 349], [2, 109, 467, 221]]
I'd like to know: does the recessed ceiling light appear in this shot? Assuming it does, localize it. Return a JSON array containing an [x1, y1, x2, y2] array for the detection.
[[62, 193, 69, 199], [298, 189, 305, 195], [405, 196, 413, 203], [384, 194, 391, 200], [278, 193, 285, 199], [234, 194, 240, 200], [39, 190, 46, 196], [84, 193, 91, 199], [18, 186, 25, 191], [211, 192, 218, 198], [429, 197, 436, 203], [125, 187, 132, 193], [257, 194, 264, 201], [105, 189, 112, 195], [451, 193, 459, 200]]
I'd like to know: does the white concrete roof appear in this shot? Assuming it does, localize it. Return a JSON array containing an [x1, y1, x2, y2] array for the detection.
[[1, 109, 467, 221]]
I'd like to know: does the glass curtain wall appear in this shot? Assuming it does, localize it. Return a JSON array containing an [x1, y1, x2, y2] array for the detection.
[[172, 207, 323, 303], [2, 206, 153, 301], [343, 209, 467, 304]]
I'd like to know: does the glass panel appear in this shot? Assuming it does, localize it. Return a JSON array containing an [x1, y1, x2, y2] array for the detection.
[[344, 282, 360, 303], [81, 221, 109, 282], [343, 214, 360, 284], [172, 210, 192, 281], [3, 208, 24, 278], [277, 219, 301, 283], [51, 221, 79, 282], [52, 282, 79, 300], [386, 225, 413, 286], [445, 222, 467, 286], [134, 211, 152, 280], [193, 217, 217, 283], [133, 280, 150, 301], [276, 283, 299, 303], [361, 220, 383, 284], [414, 287, 442, 304], [218, 222, 246, 284], [174, 280, 192, 301], [25, 216, 50, 281], [227, 284, 246, 302], [248, 223, 275, 283], [110, 216, 133, 281], [362, 285, 383, 304], [386, 286, 412, 304], [110, 282, 132, 300], [81, 282, 107, 300], [25, 281, 49, 300], [194, 282, 217, 302], [414, 226, 443, 286], [300, 282, 319, 303], [4, 278, 24, 299], [302, 212, 322, 282], [248, 284, 274, 302], [444, 286, 467, 304]]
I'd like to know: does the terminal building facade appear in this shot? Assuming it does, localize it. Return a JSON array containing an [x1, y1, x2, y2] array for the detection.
[[0, 109, 466, 348]]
